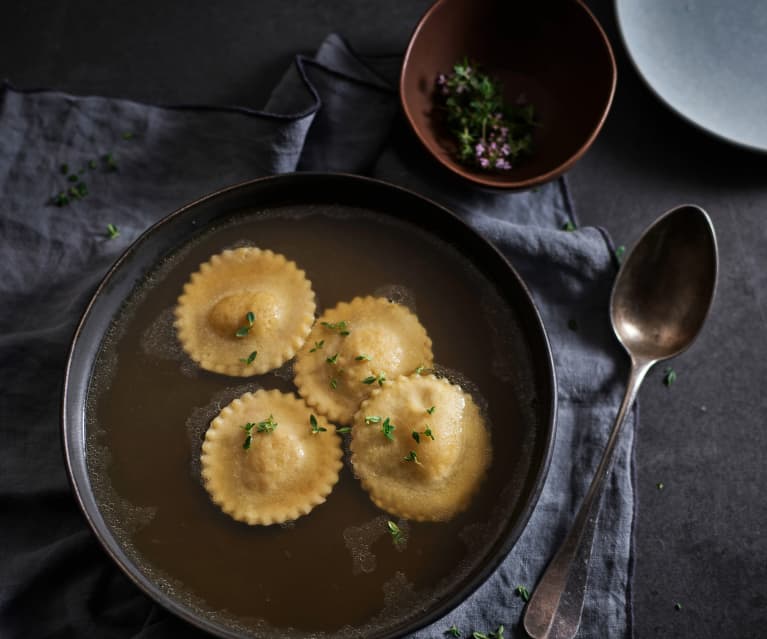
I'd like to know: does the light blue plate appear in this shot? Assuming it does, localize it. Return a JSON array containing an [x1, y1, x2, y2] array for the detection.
[[616, 0, 767, 152]]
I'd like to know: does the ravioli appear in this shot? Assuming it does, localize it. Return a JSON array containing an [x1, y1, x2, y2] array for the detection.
[[201, 389, 343, 525], [294, 296, 433, 425], [350, 375, 491, 522], [174, 247, 315, 376]]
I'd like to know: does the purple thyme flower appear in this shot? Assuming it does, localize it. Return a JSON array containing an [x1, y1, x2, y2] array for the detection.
[[435, 61, 535, 173]]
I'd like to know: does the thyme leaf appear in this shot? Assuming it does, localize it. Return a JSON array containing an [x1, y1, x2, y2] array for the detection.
[[235, 311, 255, 338], [240, 418, 276, 449], [320, 320, 350, 336], [381, 417, 395, 441], [239, 350, 258, 365], [309, 340, 324, 352], [402, 450, 421, 464], [436, 58, 536, 171], [310, 414, 327, 434], [387, 520, 404, 545]]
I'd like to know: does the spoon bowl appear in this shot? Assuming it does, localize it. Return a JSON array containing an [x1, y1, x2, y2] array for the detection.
[[611, 205, 718, 361], [524, 204, 718, 639]]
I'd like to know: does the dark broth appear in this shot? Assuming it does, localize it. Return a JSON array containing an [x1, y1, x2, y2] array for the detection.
[[86, 205, 537, 637]]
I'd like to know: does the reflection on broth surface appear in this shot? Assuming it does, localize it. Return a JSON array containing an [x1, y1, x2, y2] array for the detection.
[[86, 204, 537, 636]]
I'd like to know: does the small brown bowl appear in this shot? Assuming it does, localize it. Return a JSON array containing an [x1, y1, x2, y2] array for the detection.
[[400, 0, 617, 189]]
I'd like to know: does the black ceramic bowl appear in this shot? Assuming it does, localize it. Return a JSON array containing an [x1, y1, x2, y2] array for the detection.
[[62, 173, 556, 638]]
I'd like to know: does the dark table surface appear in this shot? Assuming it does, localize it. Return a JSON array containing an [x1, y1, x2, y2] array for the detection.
[[3, 1, 765, 637]]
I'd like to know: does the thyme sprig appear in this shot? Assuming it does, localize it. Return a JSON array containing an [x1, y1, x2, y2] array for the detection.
[[387, 520, 404, 546], [402, 450, 421, 465], [309, 414, 326, 434], [412, 427, 435, 444], [239, 350, 257, 365], [362, 373, 386, 386], [309, 340, 324, 353], [381, 417, 395, 441], [235, 311, 255, 338], [472, 626, 505, 639], [436, 58, 536, 171], [242, 415, 278, 449], [321, 320, 350, 336]]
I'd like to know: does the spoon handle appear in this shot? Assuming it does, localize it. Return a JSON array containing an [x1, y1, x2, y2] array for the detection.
[[523, 359, 652, 639]]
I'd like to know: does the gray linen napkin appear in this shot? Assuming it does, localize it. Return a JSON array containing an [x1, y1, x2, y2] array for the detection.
[[0, 34, 634, 639]]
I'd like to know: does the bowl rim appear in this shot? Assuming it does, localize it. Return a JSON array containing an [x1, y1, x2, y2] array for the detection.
[[399, 0, 618, 190], [61, 172, 558, 638]]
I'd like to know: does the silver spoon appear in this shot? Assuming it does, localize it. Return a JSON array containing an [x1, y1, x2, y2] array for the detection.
[[523, 204, 718, 639]]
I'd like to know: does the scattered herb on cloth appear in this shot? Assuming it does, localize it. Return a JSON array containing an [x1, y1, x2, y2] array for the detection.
[[50, 131, 133, 207], [472, 625, 505, 639], [435, 58, 537, 171], [105, 223, 120, 239]]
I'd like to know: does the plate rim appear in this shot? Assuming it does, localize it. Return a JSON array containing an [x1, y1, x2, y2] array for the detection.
[[61, 172, 558, 638], [615, 0, 767, 154]]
